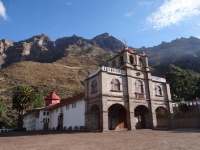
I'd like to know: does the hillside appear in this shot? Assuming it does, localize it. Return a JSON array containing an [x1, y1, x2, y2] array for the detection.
[[137, 36, 200, 76], [0, 44, 113, 99]]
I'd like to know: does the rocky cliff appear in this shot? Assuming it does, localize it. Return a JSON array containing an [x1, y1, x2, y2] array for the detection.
[[0, 33, 124, 68]]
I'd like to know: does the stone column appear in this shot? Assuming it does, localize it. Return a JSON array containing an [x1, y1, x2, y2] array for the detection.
[[152, 112, 157, 128], [102, 111, 109, 131], [85, 113, 91, 130], [129, 111, 136, 130]]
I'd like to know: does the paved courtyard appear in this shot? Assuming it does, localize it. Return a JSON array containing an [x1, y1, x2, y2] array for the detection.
[[0, 128, 200, 150]]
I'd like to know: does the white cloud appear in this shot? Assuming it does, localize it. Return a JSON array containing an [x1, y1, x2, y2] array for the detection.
[[0, 1, 7, 20], [146, 0, 200, 30], [124, 11, 134, 17]]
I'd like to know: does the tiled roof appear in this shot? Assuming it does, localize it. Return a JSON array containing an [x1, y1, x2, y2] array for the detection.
[[37, 92, 85, 110], [45, 91, 61, 100]]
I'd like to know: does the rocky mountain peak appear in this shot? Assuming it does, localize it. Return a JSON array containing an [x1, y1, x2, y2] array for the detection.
[[91, 33, 124, 52]]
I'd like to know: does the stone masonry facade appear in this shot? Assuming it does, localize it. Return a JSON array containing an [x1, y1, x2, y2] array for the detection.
[[84, 46, 174, 131]]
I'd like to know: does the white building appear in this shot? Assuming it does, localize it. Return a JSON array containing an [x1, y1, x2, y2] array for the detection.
[[24, 46, 174, 131], [24, 91, 85, 130]]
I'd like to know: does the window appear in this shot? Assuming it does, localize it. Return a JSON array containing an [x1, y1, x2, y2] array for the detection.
[[43, 118, 45, 122], [156, 86, 162, 96], [43, 111, 46, 116], [120, 56, 124, 65], [66, 104, 69, 110], [112, 79, 120, 91], [47, 112, 49, 116], [129, 55, 134, 64], [91, 80, 97, 93], [136, 80, 143, 93], [72, 102, 76, 108]]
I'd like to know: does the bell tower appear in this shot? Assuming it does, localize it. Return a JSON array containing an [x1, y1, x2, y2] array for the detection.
[[108, 45, 149, 71]]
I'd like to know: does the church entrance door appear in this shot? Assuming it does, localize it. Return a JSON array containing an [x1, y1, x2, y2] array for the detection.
[[140, 114, 146, 128], [108, 104, 127, 130], [118, 108, 127, 129], [134, 105, 149, 129]]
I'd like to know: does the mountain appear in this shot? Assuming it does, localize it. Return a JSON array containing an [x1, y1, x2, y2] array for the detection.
[[0, 33, 123, 68], [137, 36, 200, 76]]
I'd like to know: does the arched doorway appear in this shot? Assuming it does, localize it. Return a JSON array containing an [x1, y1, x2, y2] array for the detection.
[[108, 104, 127, 130], [134, 105, 149, 129], [156, 107, 168, 128], [90, 105, 100, 130]]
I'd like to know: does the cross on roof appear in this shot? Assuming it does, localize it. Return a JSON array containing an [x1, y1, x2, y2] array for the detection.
[[124, 38, 128, 46]]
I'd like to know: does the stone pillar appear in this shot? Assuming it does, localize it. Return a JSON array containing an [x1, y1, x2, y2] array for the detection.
[[102, 111, 109, 131], [129, 111, 136, 130], [152, 112, 157, 128], [168, 113, 175, 129], [85, 113, 91, 130]]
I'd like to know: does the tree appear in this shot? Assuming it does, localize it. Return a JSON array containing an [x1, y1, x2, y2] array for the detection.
[[33, 89, 45, 109], [12, 86, 35, 129], [166, 65, 200, 101]]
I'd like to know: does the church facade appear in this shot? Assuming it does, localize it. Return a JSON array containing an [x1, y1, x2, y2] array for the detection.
[[24, 46, 174, 131], [85, 46, 174, 131]]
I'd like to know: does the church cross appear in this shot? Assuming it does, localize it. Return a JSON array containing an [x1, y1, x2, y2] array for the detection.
[[124, 38, 128, 46]]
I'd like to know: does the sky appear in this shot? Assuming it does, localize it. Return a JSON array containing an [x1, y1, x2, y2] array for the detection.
[[0, 0, 200, 48]]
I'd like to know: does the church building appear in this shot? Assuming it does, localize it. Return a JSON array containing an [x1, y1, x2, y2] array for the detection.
[[23, 46, 174, 131]]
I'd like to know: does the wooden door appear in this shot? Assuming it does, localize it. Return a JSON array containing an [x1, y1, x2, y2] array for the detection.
[[118, 108, 127, 129], [141, 114, 146, 129], [43, 123, 49, 130]]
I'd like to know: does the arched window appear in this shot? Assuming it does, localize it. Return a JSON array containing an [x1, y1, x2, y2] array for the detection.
[[113, 79, 120, 91], [156, 86, 162, 96], [91, 80, 97, 93], [136, 80, 143, 93], [129, 55, 134, 64], [111, 79, 121, 91], [120, 56, 124, 66]]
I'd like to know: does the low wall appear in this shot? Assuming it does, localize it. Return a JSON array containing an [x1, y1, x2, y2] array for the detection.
[[173, 105, 200, 128]]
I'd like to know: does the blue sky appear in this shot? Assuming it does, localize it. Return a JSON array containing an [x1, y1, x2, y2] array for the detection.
[[0, 0, 200, 48]]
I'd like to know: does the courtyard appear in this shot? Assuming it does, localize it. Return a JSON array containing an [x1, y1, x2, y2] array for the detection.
[[0, 128, 200, 150]]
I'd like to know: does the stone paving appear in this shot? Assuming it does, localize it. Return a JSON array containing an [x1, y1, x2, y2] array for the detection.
[[0, 128, 200, 150]]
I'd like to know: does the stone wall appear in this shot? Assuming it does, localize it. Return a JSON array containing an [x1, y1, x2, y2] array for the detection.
[[173, 105, 200, 128], [156, 104, 200, 128]]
